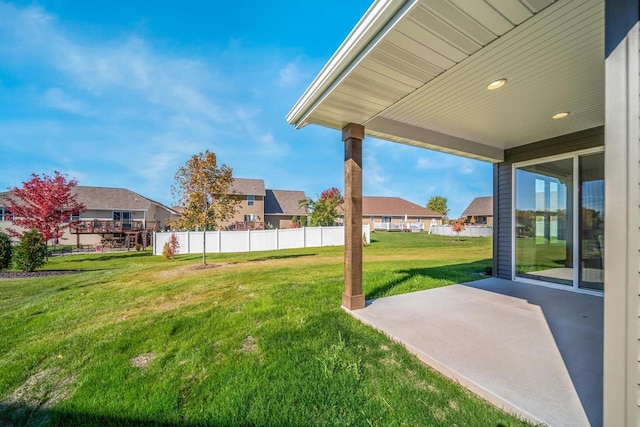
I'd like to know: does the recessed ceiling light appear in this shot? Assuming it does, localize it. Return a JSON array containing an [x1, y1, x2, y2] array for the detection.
[[552, 112, 570, 119], [487, 78, 507, 90]]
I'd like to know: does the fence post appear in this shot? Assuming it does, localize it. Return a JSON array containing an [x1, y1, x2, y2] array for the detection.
[[320, 226, 323, 247], [247, 229, 251, 252], [276, 228, 280, 250], [186, 231, 190, 255], [303, 226, 307, 248]]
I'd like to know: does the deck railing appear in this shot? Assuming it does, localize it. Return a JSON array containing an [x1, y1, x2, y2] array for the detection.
[[235, 221, 265, 231], [70, 220, 149, 234], [373, 222, 425, 232]]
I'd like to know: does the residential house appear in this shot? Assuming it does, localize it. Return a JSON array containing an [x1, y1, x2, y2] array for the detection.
[[264, 189, 308, 229], [288, 0, 633, 424], [461, 196, 493, 226], [339, 196, 442, 231], [1, 186, 177, 247], [224, 178, 266, 230]]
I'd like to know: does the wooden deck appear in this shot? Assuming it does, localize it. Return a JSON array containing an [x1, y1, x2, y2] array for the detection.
[[70, 220, 156, 234]]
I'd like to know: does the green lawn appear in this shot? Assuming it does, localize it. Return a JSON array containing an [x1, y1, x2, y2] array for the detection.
[[0, 232, 527, 426]]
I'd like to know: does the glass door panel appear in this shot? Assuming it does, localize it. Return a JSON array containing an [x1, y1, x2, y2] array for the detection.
[[515, 158, 573, 286], [579, 153, 604, 291]]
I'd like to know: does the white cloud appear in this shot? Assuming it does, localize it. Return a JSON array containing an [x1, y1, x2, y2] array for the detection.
[[43, 88, 88, 115], [278, 62, 301, 86]]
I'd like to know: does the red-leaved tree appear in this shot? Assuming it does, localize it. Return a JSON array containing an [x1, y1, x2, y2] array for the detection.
[[451, 217, 466, 242], [5, 171, 86, 249], [299, 187, 344, 226]]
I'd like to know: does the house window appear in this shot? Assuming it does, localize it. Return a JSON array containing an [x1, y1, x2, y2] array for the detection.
[[0, 207, 12, 222], [244, 214, 257, 222], [113, 211, 132, 222], [247, 195, 255, 206], [382, 216, 392, 223], [417, 217, 422, 222], [370, 216, 375, 222], [514, 150, 604, 292]]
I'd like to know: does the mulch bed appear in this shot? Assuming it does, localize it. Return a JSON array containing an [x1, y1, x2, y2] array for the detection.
[[0, 270, 84, 280]]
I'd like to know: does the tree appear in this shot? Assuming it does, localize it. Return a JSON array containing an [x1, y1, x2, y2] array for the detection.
[[13, 229, 46, 272], [5, 171, 86, 255], [426, 195, 450, 218], [0, 232, 12, 271], [451, 217, 466, 242], [172, 150, 240, 265], [300, 187, 344, 227]]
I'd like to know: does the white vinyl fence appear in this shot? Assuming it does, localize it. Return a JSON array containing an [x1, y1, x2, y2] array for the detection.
[[153, 225, 370, 255], [429, 225, 493, 237], [374, 222, 425, 232]]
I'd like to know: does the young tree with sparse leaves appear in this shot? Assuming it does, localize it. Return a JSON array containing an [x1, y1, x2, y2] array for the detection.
[[172, 151, 240, 265], [451, 217, 466, 242], [5, 171, 86, 257], [300, 187, 344, 227]]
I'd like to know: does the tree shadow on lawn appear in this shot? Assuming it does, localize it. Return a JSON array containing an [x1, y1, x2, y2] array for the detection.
[[62, 251, 153, 263], [0, 403, 209, 427], [244, 253, 317, 263], [366, 259, 492, 300]]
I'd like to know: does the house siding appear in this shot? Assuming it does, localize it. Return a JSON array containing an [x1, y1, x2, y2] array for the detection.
[[223, 196, 265, 228], [494, 127, 605, 281], [495, 163, 512, 280], [636, 24, 640, 418], [604, 14, 640, 425]]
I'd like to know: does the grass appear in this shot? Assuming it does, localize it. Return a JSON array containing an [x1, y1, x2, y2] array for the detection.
[[515, 237, 568, 274], [0, 232, 528, 426]]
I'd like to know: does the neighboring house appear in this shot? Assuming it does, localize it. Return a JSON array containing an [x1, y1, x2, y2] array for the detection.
[[171, 178, 308, 230], [264, 189, 308, 229], [288, 1, 636, 424], [461, 196, 493, 226], [1, 186, 177, 247], [224, 178, 266, 230], [339, 196, 442, 230]]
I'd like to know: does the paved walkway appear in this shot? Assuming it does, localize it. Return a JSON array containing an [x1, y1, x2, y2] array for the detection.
[[348, 278, 603, 427]]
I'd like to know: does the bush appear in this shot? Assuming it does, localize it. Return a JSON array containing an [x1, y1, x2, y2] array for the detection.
[[162, 233, 179, 260], [13, 229, 46, 272], [0, 232, 12, 271]]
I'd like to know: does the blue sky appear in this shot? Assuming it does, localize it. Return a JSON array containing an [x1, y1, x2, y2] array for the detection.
[[0, 1, 492, 218]]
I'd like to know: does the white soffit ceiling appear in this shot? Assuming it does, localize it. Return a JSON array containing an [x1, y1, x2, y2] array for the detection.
[[295, 0, 604, 160]]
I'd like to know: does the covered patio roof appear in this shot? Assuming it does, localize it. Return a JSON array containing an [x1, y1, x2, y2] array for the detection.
[[287, 0, 604, 163]]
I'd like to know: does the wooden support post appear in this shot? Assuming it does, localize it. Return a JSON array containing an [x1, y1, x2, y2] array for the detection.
[[342, 123, 365, 310]]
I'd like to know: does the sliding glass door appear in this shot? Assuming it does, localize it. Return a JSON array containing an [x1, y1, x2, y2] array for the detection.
[[579, 153, 604, 291], [514, 151, 604, 292]]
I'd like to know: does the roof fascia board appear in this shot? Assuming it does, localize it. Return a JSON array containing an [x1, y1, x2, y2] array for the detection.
[[366, 116, 505, 163], [286, 0, 418, 128]]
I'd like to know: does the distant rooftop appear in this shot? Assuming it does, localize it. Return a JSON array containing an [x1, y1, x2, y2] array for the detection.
[[265, 190, 307, 216], [461, 196, 493, 217], [229, 178, 266, 196]]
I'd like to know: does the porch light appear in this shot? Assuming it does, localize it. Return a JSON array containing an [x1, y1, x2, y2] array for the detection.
[[552, 112, 570, 119], [486, 78, 507, 90]]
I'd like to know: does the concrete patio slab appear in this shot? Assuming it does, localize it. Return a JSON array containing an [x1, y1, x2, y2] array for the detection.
[[348, 278, 603, 427]]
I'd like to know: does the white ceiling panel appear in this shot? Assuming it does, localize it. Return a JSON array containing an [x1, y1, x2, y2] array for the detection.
[[289, 0, 604, 162]]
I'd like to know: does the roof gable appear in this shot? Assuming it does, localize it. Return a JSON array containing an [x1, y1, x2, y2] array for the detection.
[[265, 190, 308, 216], [230, 178, 266, 196], [339, 196, 442, 217], [461, 196, 493, 217]]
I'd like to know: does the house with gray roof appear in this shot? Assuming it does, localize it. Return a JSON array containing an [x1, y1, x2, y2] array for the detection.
[[1, 186, 177, 247], [223, 178, 266, 229], [264, 190, 308, 229], [339, 196, 442, 231], [461, 196, 493, 226]]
